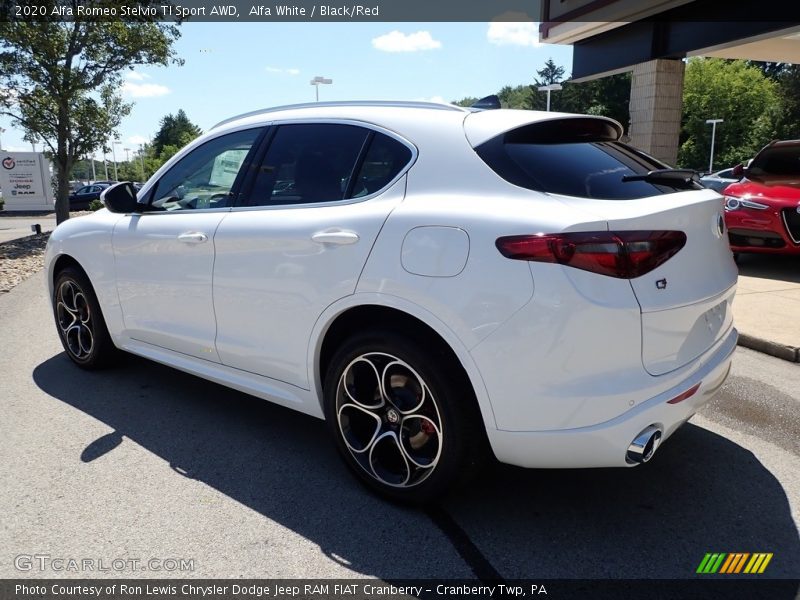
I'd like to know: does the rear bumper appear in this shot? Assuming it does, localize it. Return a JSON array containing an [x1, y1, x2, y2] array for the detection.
[[487, 326, 737, 469]]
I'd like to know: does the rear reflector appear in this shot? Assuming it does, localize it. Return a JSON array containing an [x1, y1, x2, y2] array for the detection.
[[666, 382, 701, 405], [495, 230, 687, 279]]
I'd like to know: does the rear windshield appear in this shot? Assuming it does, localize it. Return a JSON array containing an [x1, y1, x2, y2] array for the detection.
[[749, 145, 800, 176], [475, 121, 691, 200]]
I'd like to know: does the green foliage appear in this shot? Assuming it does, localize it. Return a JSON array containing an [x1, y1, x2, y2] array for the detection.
[[0, 5, 183, 223], [534, 58, 566, 87], [452, 97, 478, 108], [151, 109, 202, 157], [679, 58, 779, 170], [88, 199, 103, 211], [499, 85, 535, 109], [453, 69, 630, 128], [772, 65, 800, 140]]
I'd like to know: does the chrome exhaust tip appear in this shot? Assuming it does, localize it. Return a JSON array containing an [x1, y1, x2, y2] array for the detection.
[[626, 426, 662, 464]]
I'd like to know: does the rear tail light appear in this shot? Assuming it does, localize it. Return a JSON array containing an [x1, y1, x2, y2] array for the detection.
[[495, 230, 687, 279]]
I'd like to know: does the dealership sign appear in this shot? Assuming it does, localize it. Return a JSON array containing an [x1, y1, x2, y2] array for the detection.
[[0, 152, 54, 211]]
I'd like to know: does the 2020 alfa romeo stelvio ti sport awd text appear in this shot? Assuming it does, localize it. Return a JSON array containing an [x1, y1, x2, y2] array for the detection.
[[45, 101, 738, 503]]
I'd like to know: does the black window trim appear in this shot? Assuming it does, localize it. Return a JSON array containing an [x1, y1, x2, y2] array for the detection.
[[230, 118, 418, 211]]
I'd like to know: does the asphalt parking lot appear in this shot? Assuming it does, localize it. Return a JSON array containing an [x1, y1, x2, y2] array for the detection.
[[1, 274, 799, 584], [0, 215, 57, 243]]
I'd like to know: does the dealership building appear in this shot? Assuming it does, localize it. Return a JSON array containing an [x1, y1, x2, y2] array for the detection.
[[539, 0, 800, 165]]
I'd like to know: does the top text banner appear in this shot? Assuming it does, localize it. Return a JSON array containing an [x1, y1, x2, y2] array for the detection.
[[3, 0, 542, 22]]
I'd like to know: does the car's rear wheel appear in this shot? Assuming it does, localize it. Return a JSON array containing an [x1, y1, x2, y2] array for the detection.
[[324, 330, 486, 504], [53, 266, 118, 369]]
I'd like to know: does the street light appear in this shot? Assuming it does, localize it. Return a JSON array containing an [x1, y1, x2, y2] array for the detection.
[[310, 76, 332, 102], [0, 127, 5, 150], [139, 143, 146, 181], [124, 147, 130, 163], [538, 83, 563, 112], [111, 139, 121, 181], [705, 118, 724, 174], [101, 147, 109, 179]]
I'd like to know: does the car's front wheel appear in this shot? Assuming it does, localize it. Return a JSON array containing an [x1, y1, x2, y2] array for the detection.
[[324, 330, 486, 503], [53, 266, 118, 369]]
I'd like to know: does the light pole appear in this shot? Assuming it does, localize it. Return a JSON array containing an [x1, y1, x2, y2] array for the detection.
[[139, 144, 146, 181], [124, 147, 130, 163], [310, 76, 332, 101], [102, 147, 109, 179], [0, 127, 5, 150], [90, 156, 96, 183], [111, 139, 121, 181], [705, 118, 724, 174], [538, 83, 563, 112]]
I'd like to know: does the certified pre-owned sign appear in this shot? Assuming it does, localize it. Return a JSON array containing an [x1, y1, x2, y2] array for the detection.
[[0, 151, 54, 211]]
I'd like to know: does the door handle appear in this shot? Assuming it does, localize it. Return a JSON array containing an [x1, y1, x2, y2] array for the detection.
[[177, 232, 209, 244], [311, 230, 360, 245]]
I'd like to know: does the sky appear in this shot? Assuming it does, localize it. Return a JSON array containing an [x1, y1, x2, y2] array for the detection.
[[0, 22, 573, 160]]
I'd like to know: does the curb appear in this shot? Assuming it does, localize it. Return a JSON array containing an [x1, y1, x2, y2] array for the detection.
[[737, 333, 800, 363]]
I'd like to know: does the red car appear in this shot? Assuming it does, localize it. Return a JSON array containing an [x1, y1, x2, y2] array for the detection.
[[723, 140, 800, 254]]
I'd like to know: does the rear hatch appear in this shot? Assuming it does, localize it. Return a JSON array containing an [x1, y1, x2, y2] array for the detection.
[[467, 110, 738, 376], [563, 190, 737, 375]]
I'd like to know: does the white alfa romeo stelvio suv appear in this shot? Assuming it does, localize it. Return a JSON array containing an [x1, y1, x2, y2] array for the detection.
[[45, 101, 738, 503]]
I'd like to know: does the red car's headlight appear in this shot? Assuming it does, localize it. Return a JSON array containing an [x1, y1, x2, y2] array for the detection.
[[724, 196, 769, 211]]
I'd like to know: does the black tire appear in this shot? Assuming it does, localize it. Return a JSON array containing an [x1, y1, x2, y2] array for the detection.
[[323, 329, 487, 504], [52, 266, 119, 369]]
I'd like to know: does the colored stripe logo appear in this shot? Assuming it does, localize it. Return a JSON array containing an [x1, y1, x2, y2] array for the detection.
[[696, 552, 773, 574]]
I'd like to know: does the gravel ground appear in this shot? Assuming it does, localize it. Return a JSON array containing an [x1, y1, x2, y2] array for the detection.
[[0, 212, 92, 293], [0, 232, 50, 293]]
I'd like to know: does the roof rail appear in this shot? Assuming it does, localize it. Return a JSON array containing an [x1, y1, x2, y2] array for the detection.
[[211, 100, 468, 129]]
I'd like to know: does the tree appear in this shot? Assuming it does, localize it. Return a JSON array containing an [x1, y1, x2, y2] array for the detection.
[[498, 85, 534, 109], [0, 4, 182, 223], [749, 62, 800, 140], [679, 58, 779, 170], [452, 97, 479, 107], [534, 58, 566, 87], [152, 109, 202, 157]]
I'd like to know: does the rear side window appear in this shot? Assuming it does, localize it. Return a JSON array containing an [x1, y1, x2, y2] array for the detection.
[[350, 132, 413, 198], [246, 123, 370, 206], [475, 120, 688, 200]]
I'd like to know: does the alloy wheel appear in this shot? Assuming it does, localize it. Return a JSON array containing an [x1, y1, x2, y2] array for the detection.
[[56, 279, 94, 360], [335, 352, 443, 488]]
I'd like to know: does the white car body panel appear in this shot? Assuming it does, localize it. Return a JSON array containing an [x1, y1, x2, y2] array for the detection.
[[212, 176, 406, 388], [112, 211, 228, 361], [44, 102, 738, 472]]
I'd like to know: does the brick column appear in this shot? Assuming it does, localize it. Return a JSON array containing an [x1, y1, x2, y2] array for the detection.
[[628, 59, 685, 166]]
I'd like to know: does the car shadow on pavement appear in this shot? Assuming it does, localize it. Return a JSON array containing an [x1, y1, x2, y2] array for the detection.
[[33, 352, 800, 585], [737, 253, 800, 284]]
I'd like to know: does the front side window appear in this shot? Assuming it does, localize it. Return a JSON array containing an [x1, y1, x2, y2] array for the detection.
[[246, 123, 370, 206], [149, 128, 262, 211]]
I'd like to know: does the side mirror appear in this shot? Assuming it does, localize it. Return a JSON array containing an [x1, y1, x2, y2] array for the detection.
[[101, 182, 141, 213], [731, 163, 744, 179]]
